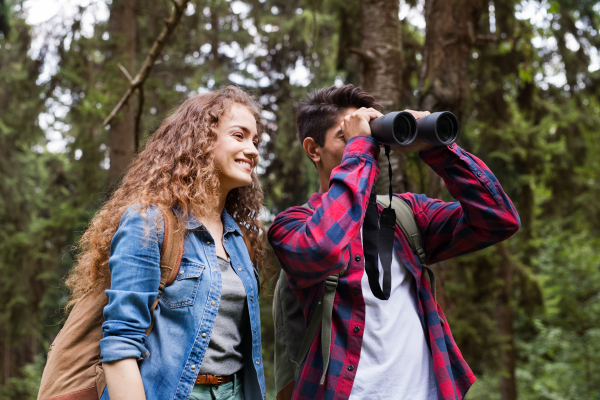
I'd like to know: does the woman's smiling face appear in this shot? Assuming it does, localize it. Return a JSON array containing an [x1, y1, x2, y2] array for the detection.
[[213, 103, 260, 194]]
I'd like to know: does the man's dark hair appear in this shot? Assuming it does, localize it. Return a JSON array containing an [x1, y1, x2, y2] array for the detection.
[[296, 84, 383, 147]]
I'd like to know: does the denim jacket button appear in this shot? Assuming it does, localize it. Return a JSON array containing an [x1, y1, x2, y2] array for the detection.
[[256, 361, 260, 365], [190, 365, 196, 370], [211, 301, 215, 306], [238, 268, 242, 271], [179, 270, 184, 275], [202, 333, 207, 338], [206, 241, 211, 245]]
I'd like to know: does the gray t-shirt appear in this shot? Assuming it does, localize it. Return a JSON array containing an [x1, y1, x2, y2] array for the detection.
[[199, 256, 248, 375]]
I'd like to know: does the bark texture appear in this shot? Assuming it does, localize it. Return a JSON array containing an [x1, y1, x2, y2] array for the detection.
[[107, 0, 137, 186], [496, 244, 518, 400], [356, 0, 411, 194], [356, 0, 402, 111], [419, 0, 487, 118]]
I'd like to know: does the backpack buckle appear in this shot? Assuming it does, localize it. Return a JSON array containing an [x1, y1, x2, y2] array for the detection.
[[325, 275, 338, 288]]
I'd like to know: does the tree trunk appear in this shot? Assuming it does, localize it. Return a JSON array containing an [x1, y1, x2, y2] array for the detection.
[[107, 0, 137, 186], [419, 0, 486, 117], [357, 0, 410, 195], [496, 244, 517, 400], [357, 0, 402, 111], [419, 0, 487, 196]]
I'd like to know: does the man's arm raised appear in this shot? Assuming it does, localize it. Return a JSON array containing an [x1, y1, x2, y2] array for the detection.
[[400, 144, 520, 264]]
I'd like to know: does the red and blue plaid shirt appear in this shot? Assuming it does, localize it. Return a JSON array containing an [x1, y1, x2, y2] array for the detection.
[[268, 135, 520, 400]]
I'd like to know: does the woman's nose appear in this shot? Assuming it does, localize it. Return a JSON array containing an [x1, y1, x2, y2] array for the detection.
[[244, 142, 259, 159]]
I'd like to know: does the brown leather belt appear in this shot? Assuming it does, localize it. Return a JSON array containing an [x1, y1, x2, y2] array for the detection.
[[195, 373, 235, 386]]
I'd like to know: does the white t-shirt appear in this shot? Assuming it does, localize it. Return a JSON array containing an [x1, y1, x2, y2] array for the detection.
[[348, 232, 438, 400]]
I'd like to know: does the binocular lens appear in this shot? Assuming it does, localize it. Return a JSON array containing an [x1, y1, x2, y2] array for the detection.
[[393, 115, 412, 143], [436, 115, 454, 142], [370, 110, 458, 147]]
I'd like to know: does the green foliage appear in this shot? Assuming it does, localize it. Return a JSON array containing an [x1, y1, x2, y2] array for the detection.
[[0, 355, 45, 400]]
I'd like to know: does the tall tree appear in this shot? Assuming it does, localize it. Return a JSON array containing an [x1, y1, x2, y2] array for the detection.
[[106, 0, 138, 186]]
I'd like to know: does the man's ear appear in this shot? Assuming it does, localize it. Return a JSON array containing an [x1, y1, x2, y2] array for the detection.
[[303, 137, 321, 164]]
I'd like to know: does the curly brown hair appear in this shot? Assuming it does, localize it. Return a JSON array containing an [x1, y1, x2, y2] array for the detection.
[[66, 86, 268, 308]]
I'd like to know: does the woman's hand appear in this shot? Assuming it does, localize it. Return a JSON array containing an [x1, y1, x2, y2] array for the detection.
[[104, 358, 147, 400], [388, 110, 434, 153]]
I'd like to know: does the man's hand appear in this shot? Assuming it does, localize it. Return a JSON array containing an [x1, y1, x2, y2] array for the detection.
[[339, 107, 383, 143], [389, 110, 434, 153]]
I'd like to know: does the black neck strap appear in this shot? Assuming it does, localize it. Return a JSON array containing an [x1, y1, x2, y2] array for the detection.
[[362, 145, 396, 300]]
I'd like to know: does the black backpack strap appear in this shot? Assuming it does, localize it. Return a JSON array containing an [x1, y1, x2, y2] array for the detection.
[[376, 195, 437, 304]]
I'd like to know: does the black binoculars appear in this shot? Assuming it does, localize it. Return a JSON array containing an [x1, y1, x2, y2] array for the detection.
[[369, 111, 459, 147]]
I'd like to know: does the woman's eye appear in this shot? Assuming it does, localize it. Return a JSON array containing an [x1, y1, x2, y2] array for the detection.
[[234, 133, 243, 139], [253, 141, 259, 148]]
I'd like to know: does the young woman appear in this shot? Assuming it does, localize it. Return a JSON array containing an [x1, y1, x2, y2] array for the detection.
[[66, 87, 268, 400]]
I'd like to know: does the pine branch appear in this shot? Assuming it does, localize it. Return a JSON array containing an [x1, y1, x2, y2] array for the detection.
[[103, 0, 190, 126]]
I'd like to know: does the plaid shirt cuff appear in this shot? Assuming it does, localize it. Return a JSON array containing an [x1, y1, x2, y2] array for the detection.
[[418, 143, 462, 172], [342, 135, 380, 164]]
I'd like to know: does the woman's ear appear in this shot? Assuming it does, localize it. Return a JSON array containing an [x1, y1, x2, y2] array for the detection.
[[303, 137, 321, 164]]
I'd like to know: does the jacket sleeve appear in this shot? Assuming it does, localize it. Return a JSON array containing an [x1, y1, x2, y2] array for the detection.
[[403, 144, 520, 264], [99, 206, 163, 363], [268, 136, 380, 289]]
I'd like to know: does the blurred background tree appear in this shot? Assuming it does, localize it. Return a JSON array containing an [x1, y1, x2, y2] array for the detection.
[[0, 0, 599, 399]]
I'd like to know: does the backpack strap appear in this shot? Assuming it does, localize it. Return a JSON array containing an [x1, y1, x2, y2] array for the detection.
[[145, 206, 185, 336], [376, 195, 436, 304], [293, 202, 347, 384], [295, 265, 347, 384]]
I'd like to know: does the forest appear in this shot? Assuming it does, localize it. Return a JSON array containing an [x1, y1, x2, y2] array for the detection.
[[0, 0, 599, 399]]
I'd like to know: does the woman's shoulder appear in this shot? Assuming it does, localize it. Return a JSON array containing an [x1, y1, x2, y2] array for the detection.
[[118, 204, 166, 232]]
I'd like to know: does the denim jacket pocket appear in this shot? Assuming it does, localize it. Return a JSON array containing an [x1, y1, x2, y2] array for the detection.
[[160, 262, 205, 308]]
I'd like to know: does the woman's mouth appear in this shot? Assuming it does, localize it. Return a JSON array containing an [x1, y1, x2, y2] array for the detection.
[[235, 159, 253, 172]]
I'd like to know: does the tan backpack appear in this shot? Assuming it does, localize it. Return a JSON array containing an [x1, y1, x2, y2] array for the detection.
[[38, 207, 185, 400]]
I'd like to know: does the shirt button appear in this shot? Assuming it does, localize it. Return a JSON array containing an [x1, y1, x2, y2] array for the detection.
[[206, 241, 211, 245], [250, 297, 254, 302], [254, 329, 257, 333], [214, 269, 217, 273], [238, 268, 242, 271], [179, 270, 184, 275], [202, 333, 207, 338], [190, 365, 196, 370], [354, 326, 360, 333], [348, 365, 354, 371], [449, 143, 454, 149], [211, 301, 215, 306], [476, 171, 482, 177], [353, 290, 359, 296], [224, 239, 227, 243], [355, 255, 361, 262], [256, 361, 260, 365]]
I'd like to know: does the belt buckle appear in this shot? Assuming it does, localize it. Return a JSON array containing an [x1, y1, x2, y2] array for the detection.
[[216, 376, 224, 385]]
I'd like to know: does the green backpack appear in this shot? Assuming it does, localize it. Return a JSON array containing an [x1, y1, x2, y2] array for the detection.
[[272, 195, 437, 400]]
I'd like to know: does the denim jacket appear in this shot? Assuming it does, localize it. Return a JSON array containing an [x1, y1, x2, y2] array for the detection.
[[99, 205, 266, 400]]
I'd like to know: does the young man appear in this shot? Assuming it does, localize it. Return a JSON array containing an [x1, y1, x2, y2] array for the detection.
[[267, 85, 520, 400]]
